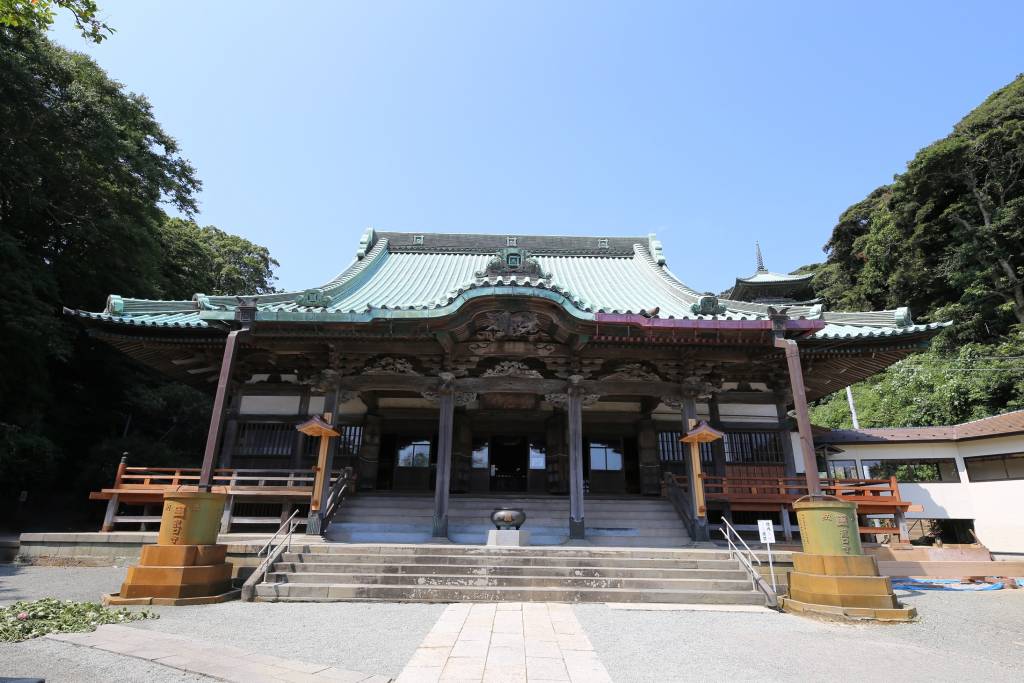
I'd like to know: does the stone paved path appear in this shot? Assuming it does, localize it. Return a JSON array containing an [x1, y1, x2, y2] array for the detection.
[[395, 603, 612, 683], [47, 623, 390, 683]]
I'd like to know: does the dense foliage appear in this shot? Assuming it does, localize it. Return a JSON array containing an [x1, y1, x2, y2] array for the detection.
[[0, 0, 111, 42], [1, 598, 155, 642], [811, 75, 1024, 428], [0, 26, 277, 527]]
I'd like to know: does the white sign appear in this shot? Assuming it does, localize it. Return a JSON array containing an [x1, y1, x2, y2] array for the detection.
[[757, 519, 776, 545]]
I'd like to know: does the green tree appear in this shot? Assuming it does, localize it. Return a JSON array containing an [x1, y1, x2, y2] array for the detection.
[[0, 26, 277, 527], [159, 217, 279, 298], [0, 0, 111, 42]]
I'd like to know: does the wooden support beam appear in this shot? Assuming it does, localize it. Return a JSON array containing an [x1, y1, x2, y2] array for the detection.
[[432, 378, 455, 538], [199, 328, 248, 489], [567, 379, 585, 539], [772, 333, 822, 495]]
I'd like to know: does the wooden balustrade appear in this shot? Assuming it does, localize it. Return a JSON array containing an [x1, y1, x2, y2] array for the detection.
[[91, 465, 349, 532]]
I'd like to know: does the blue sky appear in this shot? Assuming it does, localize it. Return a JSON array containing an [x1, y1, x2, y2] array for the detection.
[[54, 1, 1024, 295]]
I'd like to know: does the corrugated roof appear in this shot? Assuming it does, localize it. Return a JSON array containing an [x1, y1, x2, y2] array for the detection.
[[817, 410, 1024, 443], [67, 229, 951, 340]]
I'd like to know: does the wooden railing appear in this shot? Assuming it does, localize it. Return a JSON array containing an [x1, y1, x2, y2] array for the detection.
[[112, 466, 323, 491], [701, 475, 906, 506], [92, 461, 349, 532]]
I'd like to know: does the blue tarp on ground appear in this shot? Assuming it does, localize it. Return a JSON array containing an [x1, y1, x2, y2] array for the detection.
[[892, 578, 1005, 591]]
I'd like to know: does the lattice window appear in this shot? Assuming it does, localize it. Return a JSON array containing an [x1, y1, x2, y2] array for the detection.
[[658, 431, 714, 466], [234, 422, 296, 457], [721, 431, 785, 465]]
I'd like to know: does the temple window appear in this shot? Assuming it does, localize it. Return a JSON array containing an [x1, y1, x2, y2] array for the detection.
[[528, 441, 547, 470], [397, 439, 431, 468], [857, 458, 959, 483], [589, 441, 623, 471], [471, 440, 489, 469]]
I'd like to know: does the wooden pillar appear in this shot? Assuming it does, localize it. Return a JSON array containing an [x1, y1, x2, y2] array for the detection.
[[219, 495, 235, 533], [637, 419, 661, 496], [358, 411, 381, 491], [772, 333, 822, 495], [101, 495, 120, 532], [219, 390, 242, 469], [291, 388, 311, 470], [780, 504, 793, 541], [708, 397, 728, 476], [432, 383, 455, 538], [199, 327, 248, 490], [568, 382, 585, 539], [681, 396, 710, 541], [545, 412, 568, 494], [452, 414, 473, 493], [309, 410, 335, 516], [894, 510, 910, 544], [775, 397, 797, 477]]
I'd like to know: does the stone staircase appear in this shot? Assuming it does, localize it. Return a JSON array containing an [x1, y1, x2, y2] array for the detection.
[[255, 544, 766, 605], [325, 494, 692, 547]]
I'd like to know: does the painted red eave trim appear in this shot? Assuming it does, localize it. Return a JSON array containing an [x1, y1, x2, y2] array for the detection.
[[593, 313, 827, 334]]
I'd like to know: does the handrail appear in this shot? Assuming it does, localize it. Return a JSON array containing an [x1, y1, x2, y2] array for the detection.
[[320, 467, 355, 533], [720, 517, 760, 566], [662, 472, 696, 539], [242, 509, 302, 602], [720, 517, 777, 608]]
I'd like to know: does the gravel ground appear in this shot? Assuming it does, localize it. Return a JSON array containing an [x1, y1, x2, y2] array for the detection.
[[0, 564, 125, 605], [132, 601, 446, 677], [0, 637, 213, 682], [575, 590, 1024, 682]]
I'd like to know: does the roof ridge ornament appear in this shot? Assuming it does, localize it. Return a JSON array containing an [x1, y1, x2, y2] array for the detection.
[[356, 227, 377, 259], [476, 247, 550, 280], [647, 233, 665, 266], [756, 241, 767, 272], [690, 294, 726, 316]]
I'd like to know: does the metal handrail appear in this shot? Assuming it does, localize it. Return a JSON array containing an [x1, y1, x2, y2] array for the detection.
[[720, 517, 760, 567], [719, 518, 777, 608], [257, 508, 300, 557], [242, 509, 303, 602]]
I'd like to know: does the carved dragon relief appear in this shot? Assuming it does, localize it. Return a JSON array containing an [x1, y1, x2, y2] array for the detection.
[[481, 360, 543, 379], [599, 362, 662, 383], [362, 356, 420, 376], [472, 310, 553, 341]]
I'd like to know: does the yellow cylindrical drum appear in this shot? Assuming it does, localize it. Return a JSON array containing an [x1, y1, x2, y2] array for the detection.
[[157, 491, 226, 546], [794, 497, 863, 556]]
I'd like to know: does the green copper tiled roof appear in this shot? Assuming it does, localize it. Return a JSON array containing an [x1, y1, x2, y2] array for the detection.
[[69, 229, 950, 340]]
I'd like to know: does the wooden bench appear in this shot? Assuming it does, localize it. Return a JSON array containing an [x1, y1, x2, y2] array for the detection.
[[90, 461, 345, 532]]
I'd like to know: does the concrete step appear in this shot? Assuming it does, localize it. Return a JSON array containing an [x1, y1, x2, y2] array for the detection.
[[264, 571, 752, 591], [279, 553, 739, 570], [254, 582, 764, 605], [273, 562, 750, 581], [283, 545, 732, 560]]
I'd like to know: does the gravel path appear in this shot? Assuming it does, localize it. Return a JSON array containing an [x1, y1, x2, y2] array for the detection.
[[132, 601, 446, 677], [0, 564, 125, 605], [574, 590, 1024, 682], [0, 637, 213, 682]]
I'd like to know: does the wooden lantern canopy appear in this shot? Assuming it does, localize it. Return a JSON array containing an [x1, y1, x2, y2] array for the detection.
[[679, 420, 723, 517], [680, 421, 725, 444], [295, 415, 340, 439], [296, 414, 339, 513]]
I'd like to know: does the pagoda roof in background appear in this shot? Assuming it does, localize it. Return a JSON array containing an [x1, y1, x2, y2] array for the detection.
[[66, 229, 949, 342], [729, 242, 816, 304]]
